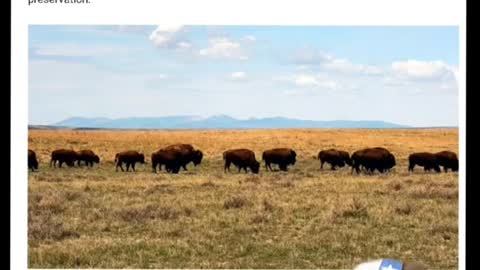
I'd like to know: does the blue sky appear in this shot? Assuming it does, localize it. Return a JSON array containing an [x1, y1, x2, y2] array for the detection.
[[29, 25, 459, 126]]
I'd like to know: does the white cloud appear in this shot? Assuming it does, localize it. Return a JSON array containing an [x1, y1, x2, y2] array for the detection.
[[290, 47, 382, 76], [242, 35, 256, 42], [176, 42, 192, 50], [34, 44, 132, 57], [149, 25, 187, 49], [157, 74, 169, 79], [323, 58, 383, 75], [229, 71, 248, 81], [116, 25, 147, 34], [391, 60, 455, 80], [198, 37, 248, 60], [292, 74, 337, 90], [290, 48, 333, 65]]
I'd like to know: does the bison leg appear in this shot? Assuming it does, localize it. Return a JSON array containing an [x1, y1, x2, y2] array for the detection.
[[408, 163, 415, 172], [224, 161, 231, 173], [264, 161, 270, 171], [152, 163, 157, 173], [243, 166, 248, 173], [320, 160, 325, 169], [59, 160, 63, 168], [330, 163, 336, 171], [126, 163, 131, 172], [116, 162, 124, 172], [444, 166, 449, 173], [171, 166, 180, 174], [182, 164, 188, 171], [132, 162, 136, 172]]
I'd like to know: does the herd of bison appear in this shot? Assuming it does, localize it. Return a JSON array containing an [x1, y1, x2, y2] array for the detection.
[[27, 144, 459, 175]]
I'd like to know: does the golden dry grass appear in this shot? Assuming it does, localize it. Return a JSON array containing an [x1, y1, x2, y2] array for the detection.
[[28, 128, 458, 269]]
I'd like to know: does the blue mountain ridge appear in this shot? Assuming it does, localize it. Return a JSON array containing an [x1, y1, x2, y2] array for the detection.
[[50, 115, 410, 129]]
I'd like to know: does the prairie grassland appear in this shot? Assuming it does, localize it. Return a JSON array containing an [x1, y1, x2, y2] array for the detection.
[[28, 129, 459, 269]]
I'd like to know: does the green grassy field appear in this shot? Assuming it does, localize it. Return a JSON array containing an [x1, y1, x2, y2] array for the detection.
[[28, 129, 458, 269]]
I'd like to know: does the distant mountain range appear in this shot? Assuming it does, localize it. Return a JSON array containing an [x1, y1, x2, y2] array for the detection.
[[31, 115, 413, 129]]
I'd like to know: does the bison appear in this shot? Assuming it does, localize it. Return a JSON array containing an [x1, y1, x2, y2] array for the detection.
[[76, 149, 100, 167], [163, 144, 203, 171], [262, 148, 297, 171], [408, 152, 441, 173], [351, 147, 396, 174], [151, 149, 182, 174], [115, 150, 145, 172], [50, 149, 78, 168], [28, 149, 38, 172], [318, 149, 352, 170], [223, 149, 260, 174], [435, 151, 458, 172]]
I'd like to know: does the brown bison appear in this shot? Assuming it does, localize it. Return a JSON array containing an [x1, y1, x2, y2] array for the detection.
[[163, 144, 203, 171], [262, 148, 297, 171], [351, 147, 396, 174], [50, 149, 78, 168], [223, 149, 260, 174], [408, 152, 440, 173], [151, 149, 182, 174], [28, 149, 38, 171], [318, 149, 352, 170], [115, 150, 145, 172], [76, 149, 100, 167], [435, 151, 458, 172]]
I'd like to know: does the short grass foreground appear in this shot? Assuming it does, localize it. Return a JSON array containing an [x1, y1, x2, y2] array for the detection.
[[28, 129, 458, 269]]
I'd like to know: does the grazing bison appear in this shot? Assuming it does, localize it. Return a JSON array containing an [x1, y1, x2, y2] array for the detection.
[[223, 149, 260, 174], [351, 147, 396, 174], [435, 151, 458, 172], [28, 149, 38, 172], [318, 149, 352, 170], [262, 148, 297, 171], [163, 144, 203, 171], [76, 149, 100, 167], [408, 152, 440, 173], [151, 149, 182, 174], [50, 149, 78, 168], [115, 150, 145, 172]]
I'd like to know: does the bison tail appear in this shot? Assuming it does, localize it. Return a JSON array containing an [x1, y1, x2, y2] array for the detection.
[[262, 152, 265, 161], [222, 152, 227, 160], [114, 153, 119, 163]]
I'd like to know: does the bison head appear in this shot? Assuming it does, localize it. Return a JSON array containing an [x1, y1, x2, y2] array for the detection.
[[344, 157, 353, 166], [386, 153, 396, 168], [453, 161, 459, 172], [192, 150, 203, 166], [251, 161, 260, 174], [290, 150, 297, 165], [138, 154, 145, 164], [94, 155, 100, 163], [31, 159, 38, 169]]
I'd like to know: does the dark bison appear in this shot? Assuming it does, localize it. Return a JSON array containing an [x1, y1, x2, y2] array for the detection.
[[262, 148, 297, 171], [28, 149, 38, 171], [408, 152, 440, 173], [115, 150, 145, 172], [223, 149, 260, 174], [50, 149, 78, 168], [351, 147, 396, 174], [163, 144, 203, 171], [151, 149, 182, 174], [318, 149, 352, 170], [435, 151, 458, 172], [76, 149, 100, 167]]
